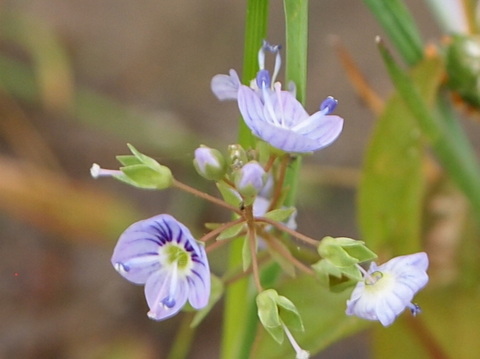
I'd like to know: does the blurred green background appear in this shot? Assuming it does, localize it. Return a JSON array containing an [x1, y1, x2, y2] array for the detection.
[[0, 1, 475, 358]]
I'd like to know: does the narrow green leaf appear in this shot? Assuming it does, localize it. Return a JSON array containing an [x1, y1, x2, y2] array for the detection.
[[282, 0, 308, 206], [217, 222, 245, 241], [223, 3, 268, 355], [264, 207, 296, 222], [216, 181, 242, 208], [363, 0, 424, 65]]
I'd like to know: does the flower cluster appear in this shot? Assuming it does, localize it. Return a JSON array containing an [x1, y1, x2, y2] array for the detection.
[[91, 41, 430, 358]]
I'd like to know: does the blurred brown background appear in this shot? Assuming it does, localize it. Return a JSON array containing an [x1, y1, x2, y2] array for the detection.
[[0, 1, 441, 358]]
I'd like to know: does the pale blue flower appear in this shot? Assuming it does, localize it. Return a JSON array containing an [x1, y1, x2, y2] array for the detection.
[[212, 41, 343, 153], [111, 214, 210, 321], [346, 252, 429, 327]]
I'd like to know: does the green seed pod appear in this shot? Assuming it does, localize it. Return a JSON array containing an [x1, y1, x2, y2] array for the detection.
[[446, 34, 480, 108]]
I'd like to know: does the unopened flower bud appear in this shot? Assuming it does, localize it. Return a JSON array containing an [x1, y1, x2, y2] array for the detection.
[[234, 161, 266, 197], [193, 146, 227, 181]]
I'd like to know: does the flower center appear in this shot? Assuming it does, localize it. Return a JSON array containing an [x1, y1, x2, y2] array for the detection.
[[165, 244, 191, 270], [365, 271, 384, 285]]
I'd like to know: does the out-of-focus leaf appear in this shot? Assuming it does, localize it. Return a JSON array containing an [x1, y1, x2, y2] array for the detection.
[[1, 11, 74, 111], [377, 39, 480, 216], [374, 285, 480, 359], [253, 274, 368, 358], [0, 156, 141, 242], [358, 54, 443, 254], [0, 55, 196, 155], [363, 0, 424, 65]]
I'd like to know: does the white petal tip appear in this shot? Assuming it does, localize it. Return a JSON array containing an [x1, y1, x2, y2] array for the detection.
[[90, 163, 101, 178]]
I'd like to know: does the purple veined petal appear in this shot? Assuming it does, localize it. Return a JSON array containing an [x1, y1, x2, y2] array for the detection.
[[111, 230, 163, 284], [297, 114, 344, 148], [268, 90, 309, 128], [145, 269, 189, 321], [250, 119, 329, 153], [237, 85, 268, 130], [211, 69, 241, 100], [187, 246, 211, 309]]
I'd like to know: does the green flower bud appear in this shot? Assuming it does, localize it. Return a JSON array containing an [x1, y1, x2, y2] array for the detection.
[[446, 34, 480, 108]]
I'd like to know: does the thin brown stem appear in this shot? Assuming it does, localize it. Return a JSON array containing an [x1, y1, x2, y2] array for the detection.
[[256, 216, 319, 247], [244, 204, 263, 292], [221, 177, 236, 188], [263, 154, 277, 173], [405, 315, 451, 359], [173, 179, 242, 215], [269, 154, 290, 211], [206, 236, 235, 253], [248, 221, 263, 292], [222, 252, 270, 286], [261, 231, 314, 275]]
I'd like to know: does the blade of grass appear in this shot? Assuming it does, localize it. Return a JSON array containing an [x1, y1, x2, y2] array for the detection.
[[363, 0, 424, 65], [221, 1, 269, 358], [283, 0, 308, 206]]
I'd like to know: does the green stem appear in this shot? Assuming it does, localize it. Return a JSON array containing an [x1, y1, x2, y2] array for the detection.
[[283, 0, 309, 206], [167, 313, 196, 359], [221, 1, 268, 358]]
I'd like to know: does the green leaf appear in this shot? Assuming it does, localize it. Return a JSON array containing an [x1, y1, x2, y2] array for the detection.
[[358, 53, 443, 254], [264, 207, 296, 222], [216, 181, 242, 208], [363, 0, 423, 65], [217, 222, 245, 241], [242, 235, 252, 272]]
